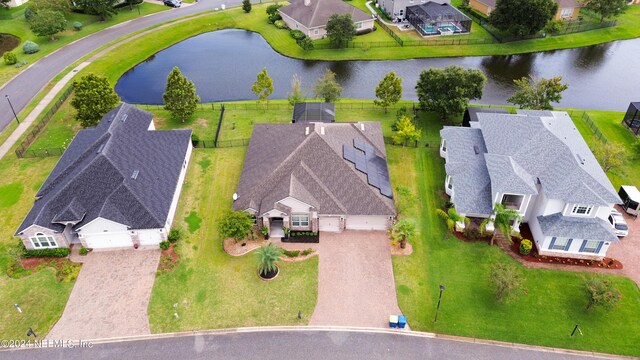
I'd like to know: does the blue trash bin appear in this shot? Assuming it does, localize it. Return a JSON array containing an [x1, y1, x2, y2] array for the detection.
[[389, 315, 398, 328], [398, 315, 407, 329]]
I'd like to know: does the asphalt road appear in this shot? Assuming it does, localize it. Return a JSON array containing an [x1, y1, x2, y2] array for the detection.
[[0, 0, 241, 133], [0, 329, 619, 360]]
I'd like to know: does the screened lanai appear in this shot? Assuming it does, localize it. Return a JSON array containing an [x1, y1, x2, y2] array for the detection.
[[406, 2, 472, 37]]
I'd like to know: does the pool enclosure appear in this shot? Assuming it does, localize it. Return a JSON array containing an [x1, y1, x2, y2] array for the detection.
[[622, 102, 640, 136], [406, 2, 472, 36]]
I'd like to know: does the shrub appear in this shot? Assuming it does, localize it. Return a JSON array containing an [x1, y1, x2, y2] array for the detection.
[[6, 260, 32, 279], [301, 248, 314, 256], [489, 262, 524, 302], [274, 20, 288, 29], [56, 262, 81, 283], [266, 3, 283, 16], [73, 21, 83, 31], [463, 227, 483, 240], [79, 247, 89, 256], [23, 248, 70, 258], [23, 41, 40, 54], [159, 241, 170, 250], [25, 7, 34, 21], [519, 239, 533, 255], [544, 19, 563, 34], [584, 275, 622, 311], [191, 133, 200, 142], [282, 248, 300, 257], [3, 51, 17, 65], [289, 29, 306, 40], [168, 229, 181, 243], [268, 13, 282, 23], [298, 36, 314, 50]]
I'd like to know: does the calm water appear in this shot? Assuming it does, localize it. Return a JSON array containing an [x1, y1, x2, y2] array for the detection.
[[115, 29, 640, 110]]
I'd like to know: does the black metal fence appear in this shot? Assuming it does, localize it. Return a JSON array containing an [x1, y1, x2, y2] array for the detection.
[[383, 136, 439, 148], [138, 103, 217, 110], [15, 85, 74, 159], [579, 111, 609, 144], [213, 104, 225, 145]]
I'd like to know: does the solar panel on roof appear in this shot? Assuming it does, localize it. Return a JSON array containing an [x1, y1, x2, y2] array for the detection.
[[344, 138, 393, 199]]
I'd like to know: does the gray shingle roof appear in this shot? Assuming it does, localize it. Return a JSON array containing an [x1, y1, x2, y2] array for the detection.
[[233, 122, 395, 216], [537, 213, 619, 242], [16, 103, 192, 235], [485, 154, 538, 195], [292, 102, 335, 123], [278, 0, 372, 29]]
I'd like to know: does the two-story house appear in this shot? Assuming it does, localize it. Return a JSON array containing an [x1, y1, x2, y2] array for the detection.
[[378, 0, 450, 21], [439, 109, 621, 260]]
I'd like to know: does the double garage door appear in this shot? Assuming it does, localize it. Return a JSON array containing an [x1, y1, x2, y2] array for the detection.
[[319, 216, 389, 232], [84, 233, 132, 249]]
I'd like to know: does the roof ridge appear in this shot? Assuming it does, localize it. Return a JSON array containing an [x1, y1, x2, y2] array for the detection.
[[308, 0, 322, 29], [299, 161, 348, 213]]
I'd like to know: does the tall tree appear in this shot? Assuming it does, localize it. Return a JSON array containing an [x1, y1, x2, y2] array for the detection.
[[242, 0, 252, 13], [71, 73, 120, 128], [288, 73, 305, 106], [28, 9, 67, 41], [163, 67, 200, 123], [580, 0, 627, 22], [481, 204, 522, 246], [74, 0, 118, 21], [314, 69, 342, 103], [507, 76, 569, 110], [489, 0, 557, 36], [374, 71, 402, 113], [415, 65, 486, 122], [325, 13, 356, 48], [594, 142, 626, 172], [436, 207, 470, 233], [251, 67, 274, 110], [218, 211, 254, 244], [30, 0, 71, 13], [392, 115, 421, 146]]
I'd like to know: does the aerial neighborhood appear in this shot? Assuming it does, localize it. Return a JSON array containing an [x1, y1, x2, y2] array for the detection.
[[0, 0, 639, 358]]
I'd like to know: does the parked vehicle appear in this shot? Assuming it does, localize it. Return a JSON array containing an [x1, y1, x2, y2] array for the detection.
[[164, 0, 182, 8], [618, 185, 640, 216], [608, 209, 629, 237]]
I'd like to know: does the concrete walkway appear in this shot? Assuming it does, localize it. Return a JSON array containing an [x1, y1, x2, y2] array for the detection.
[[310, 231, 404, 328], [46, 250, 161, 340]]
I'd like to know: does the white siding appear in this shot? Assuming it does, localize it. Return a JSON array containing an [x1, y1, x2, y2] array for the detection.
[[345, 216, 389, 230], [78, 217, 128, 234], [165, 141, 193, 231], [319, 216, 341, 232], [279, 197, 313, 213]]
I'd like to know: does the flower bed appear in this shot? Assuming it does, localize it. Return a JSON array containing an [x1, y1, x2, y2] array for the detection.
[[510, 238, 623, 270]]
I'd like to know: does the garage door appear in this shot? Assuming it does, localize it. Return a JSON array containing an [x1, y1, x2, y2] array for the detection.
[[138, 231, 162, 246], [84, 233, 132, 249], [345, 216, 388, 231], [319, 217, 341, 232]]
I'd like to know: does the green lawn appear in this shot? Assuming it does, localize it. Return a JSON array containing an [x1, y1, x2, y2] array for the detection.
[[0, 3, 168, 87], [148, 148, 318, 332]]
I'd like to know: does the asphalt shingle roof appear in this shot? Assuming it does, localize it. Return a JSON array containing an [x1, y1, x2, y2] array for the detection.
[[278, 0, 372, 29], [16, 103, 192, 235], [537, 212, 619, 242]]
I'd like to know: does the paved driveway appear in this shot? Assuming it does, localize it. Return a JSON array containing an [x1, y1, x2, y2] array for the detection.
[[46, 250, 161, 340], [310, 231, 404, 328], [606, 206, 640, 286]]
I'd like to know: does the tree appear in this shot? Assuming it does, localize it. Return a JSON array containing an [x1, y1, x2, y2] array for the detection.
[[242, 0, 252, 13], [251, 67, 274, 111], [594, 142, 626, 173], [218, 211, 254, 244], [298, 36, 314, 50], [580, 0, 627, 22], [584, 275, 622, 310], [325, 13, 356, 48], [265, 3, 283, 16], [374, 71, 402, 113], [71, 73, 119, 128], [163, 67, 200, 123], [391, 219, 416, 249], [0, 0, 10, 8], [436, 207, 470, 233], [481, 204, 522, 246], [287, 73, 305, 106], [507, 76, 569, 110], [73, 0, 118, 21], [415, 65, 486, 122], [314, 68, 342, 103], [489, 0, 557, 36], [30, 0, 71, 13], [490, 262, 525, 303], [392, 115, 421, 146], [28, 9, 67, 41], [256, 243, 283, 276]]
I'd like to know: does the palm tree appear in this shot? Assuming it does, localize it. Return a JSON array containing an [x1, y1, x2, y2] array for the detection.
[[256, 243, 283, 277], [391, 219, 416, 249], [481, 203, 522, 246], [435, 207, 470, 232]]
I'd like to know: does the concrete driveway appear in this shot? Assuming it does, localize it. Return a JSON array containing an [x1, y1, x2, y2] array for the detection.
[[310, 231, 404, 328], [46, 250, 161, 340]]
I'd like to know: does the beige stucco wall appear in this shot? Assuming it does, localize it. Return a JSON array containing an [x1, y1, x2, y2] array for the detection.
[[279, 11, 375, 40], [469, 0, 492, 16]]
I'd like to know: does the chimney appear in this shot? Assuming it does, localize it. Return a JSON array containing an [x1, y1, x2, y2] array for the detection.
[[320, 126, 325, 135], [305, 126, 310, 135], [304, 0, 310, 6]]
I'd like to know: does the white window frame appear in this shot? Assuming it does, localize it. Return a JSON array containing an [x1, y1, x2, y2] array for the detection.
[[355, 22, 362, 29], [581, 240, 600, 253], [446, 175, 453, 191], [501, 194, 525, 212], [29, 232, 58, 249], [560, 7, 573, 18], [571, 204, 593, 216], [441, 139, 447, 152], [291, 214, 310, 227], [550, 237, 570, 251]]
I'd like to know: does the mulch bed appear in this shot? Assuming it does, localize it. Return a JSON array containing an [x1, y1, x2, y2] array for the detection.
[[223, 238, 266, 256], [510, 238, 623, 270], [21, 257, 67, 270], [158, 243, 180, 272], [391, 242, 413, 256], [281, 233, 319, 243]]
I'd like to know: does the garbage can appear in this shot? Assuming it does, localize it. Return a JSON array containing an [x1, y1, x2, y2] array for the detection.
[[389, 315, 398, 328], [398, 315, 407, 329]]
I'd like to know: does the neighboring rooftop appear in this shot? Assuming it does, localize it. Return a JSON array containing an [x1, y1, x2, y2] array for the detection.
[[16, 103, 192, 234], [292, 102, 335, 123], [463, 107, 509, 127], [475, 0, 581, 8], [278, 0, 373, 29], [407, 2, 471, 22]]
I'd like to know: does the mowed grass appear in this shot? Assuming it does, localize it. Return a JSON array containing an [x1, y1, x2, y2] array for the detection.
[[148, 148, 318, 332]]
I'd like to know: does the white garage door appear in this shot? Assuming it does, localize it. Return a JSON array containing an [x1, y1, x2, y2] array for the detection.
[[138, 231, 162, 246], [319, 217, 341, 232], [345, 216, 389, 231], [84, 233, 132, 249]]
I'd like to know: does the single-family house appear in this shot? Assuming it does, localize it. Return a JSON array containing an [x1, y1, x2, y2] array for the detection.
[[233, 122, 396, 237], [469, 0, 582, 21], [6, 0, 29, 6], [292, 102, 335, 123], [15, 103, 193, 251], [378, 0, 450, 21], [440, 110, 621, 260], [406, 2, 472, 36], [278, 0, 375, 40]]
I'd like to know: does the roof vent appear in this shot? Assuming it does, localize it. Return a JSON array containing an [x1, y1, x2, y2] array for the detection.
[[320, 126, 325, 135], [473, 145, 480, 155], [360, 123, 365, 131], [305, 127, 309, 135], [97, 144, 105, 154], [131, 170, 139, 179], [575, 153, 585, 165], [122, 114, 128, 122]]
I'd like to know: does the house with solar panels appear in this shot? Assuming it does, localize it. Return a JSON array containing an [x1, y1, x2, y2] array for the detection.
[[233, 122, 396, 237], [440, 109, 622, 260]]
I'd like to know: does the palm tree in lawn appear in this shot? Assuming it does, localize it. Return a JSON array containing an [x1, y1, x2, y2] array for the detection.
[[391, 219, 416, 249], [435, 207, 470, 232], [256, 243, 283, 278], [481, 203, 522, 246]]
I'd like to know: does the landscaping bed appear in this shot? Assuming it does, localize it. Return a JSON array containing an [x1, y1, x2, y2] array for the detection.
[[10, 257, 81, 283], [511, 238, 623, 270], [158, 243, 180, 273], [281, 231, 319, 243]]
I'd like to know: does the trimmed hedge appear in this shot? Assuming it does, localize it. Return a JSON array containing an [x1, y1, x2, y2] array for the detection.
[[23, 248, 70, 258], [23, 40, 40, 54], [290, 30, 306, 40]]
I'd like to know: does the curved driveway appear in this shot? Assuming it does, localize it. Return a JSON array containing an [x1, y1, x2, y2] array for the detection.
[[0, 0, 241, 133]]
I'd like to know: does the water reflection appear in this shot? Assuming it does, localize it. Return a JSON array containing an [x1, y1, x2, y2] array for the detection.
[[572, 43, 612, 70]]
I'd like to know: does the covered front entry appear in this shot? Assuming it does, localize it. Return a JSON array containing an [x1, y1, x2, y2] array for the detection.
[[270, 218, 285, 238], [319, 216, 341, 232]]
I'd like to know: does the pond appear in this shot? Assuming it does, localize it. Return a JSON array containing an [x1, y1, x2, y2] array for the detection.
[[115, 29, 639, 111], [0, 33, 20, 56]]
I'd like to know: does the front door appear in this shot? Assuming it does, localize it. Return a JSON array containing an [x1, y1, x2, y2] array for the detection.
[[270, 218, 284, 238]]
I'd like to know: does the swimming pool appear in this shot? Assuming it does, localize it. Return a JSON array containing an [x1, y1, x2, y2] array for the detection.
[[421, 22, 459, 35]]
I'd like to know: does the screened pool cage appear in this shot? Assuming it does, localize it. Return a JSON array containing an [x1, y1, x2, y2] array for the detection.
[[622, 102, 640, 136], [406, 2, 472, 37]]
